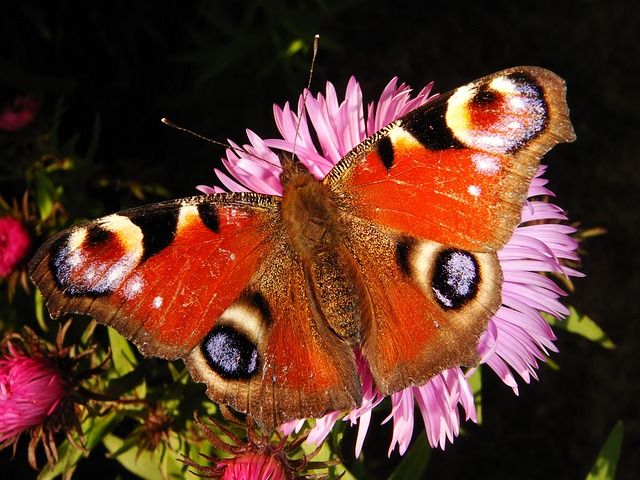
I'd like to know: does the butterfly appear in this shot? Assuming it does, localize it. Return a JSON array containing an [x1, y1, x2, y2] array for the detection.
[[29, 67, 575, 431]]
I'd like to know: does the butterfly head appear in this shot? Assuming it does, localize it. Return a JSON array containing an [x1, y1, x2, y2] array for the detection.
[[278, 153, 314, 187]]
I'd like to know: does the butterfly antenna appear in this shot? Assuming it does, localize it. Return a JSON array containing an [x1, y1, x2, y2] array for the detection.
[[290, 34, 320, 164], [161, 118, 229, 149], [163, 35, 320, 172], [161, 118, 276, 166]]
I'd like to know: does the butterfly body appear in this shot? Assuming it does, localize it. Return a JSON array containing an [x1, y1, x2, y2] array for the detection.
[[280, 159, 366, 344], [29, 67, 575, 430]]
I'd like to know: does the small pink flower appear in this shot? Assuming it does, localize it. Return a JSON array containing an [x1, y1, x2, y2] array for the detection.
[[0, 96, 39, 132], [205, 75, 580, 454], [183, 416, 325, 479], [0, 215, 32, 277], [0, 325, 102, 469], [220, 451, 288, 480], [0, 346, 69, 444]]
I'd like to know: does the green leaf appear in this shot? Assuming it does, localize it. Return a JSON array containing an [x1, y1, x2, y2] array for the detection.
[[35, 168, 55, 220], [102, 433, 187, 480], [37, 411, 122, 480], [546, 307, 616, 349], [285, 38, 306, 57], [79, 319, 99, 346], [108, 326, 139, 374], [586, 421, 623, 480], [107, 327, 146, 398], [468, 367, 483, 424], [106, 368, 147, 399], [34, 288, 49, 332], [389, 434, 431, 480]]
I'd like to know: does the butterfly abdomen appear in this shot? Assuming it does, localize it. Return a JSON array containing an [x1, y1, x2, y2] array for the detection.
[[280, 163, 366, 344]]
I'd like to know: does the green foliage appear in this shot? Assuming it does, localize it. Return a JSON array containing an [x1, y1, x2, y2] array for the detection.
[[546, 307, 616, 349], [102, 433, 188, 480], [586, 421, 623, 480], [389, 435, 431, 480], [37, 412, 123, 480]]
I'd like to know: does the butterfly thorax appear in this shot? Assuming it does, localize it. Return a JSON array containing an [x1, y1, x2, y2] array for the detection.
[[280, 162, 364, 344]]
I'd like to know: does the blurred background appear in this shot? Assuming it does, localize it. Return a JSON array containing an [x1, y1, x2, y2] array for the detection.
[[1, 1, 637, 478]]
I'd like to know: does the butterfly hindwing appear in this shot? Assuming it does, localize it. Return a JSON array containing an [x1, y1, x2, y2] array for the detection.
[[339, 215, 502, 395], [186, 249, 361, 431]]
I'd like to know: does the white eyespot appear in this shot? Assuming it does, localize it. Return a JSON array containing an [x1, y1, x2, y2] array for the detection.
[[472, 153, 501, 175], [468, 185, 482, 197], [124, 275, 145, 299], [447, 74, 546, 154], [152, 296, 163, 309], [509, 96, 526, 110]]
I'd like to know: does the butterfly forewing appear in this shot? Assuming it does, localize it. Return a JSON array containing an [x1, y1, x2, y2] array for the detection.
[[29, 193, 279, 359], [327, 66, 575, 252]]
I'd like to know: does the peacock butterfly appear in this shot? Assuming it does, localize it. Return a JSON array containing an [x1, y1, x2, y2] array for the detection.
[[29, 67, 575, 431]]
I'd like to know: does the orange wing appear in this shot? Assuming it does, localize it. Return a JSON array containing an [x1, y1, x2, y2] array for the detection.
[[29, 66, 576, 431], [186, 247, 361, 431], [30, 192, 361, 431], [328, 67, 575, 393], [327, 66, 575, 252], [29, 193, 278, 359]]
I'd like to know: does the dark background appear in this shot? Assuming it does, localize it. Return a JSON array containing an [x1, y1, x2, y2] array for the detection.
[[1, 1, 638, 478]]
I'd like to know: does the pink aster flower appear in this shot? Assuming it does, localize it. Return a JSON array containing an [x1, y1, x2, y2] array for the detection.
[[0, 346, 69, 444], [0, 215, 32, 277], [0, 331, 73, 469], [219, 451, 288, 480], [183, 416, 327, 479], [0, 325, 103, 469], [201, 75, 580, 454], [0, 96, 39, 132]]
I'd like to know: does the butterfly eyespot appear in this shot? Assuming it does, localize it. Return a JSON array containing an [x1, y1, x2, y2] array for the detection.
[[395, 236, 417, 278], [446, 73, 550, 154], [245, 291, 273, 326], [431, 249, 480, 310], [201, 325, 260, 380], [49, 224, 143, 297], [86, 224, 113, 245], [49, 231, 85, 293]]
